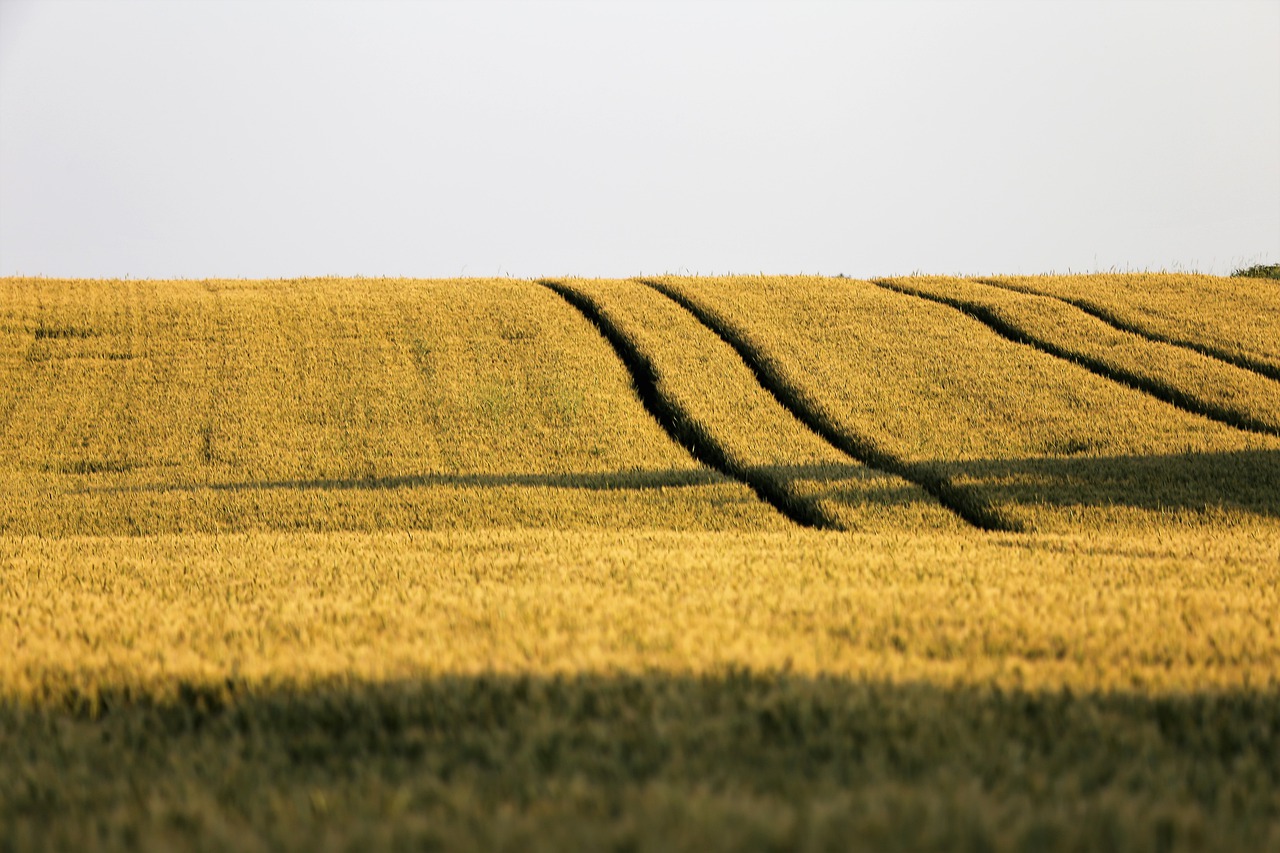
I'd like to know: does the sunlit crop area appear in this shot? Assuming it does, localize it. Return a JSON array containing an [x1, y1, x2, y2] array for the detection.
[[0, 278, 774, 536], [2, 274, 1278, 851]]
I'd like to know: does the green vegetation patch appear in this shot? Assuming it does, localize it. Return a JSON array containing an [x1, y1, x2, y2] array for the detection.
[[7, 673, 1276, 853], [1231, 263, 1280, 279]]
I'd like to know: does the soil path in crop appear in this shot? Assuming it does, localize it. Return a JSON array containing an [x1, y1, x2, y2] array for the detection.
[[637, 279, 1012, 532], [972, 277, 1280, 383], [870, 278, 1280, 438], [539, 280, 836, 530]]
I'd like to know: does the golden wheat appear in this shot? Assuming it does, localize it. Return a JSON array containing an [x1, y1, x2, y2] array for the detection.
[[553, 278, 964, 531], [653, 275, 1280, 533], [0, 277, 777, 535], [2, 274, 1278, 851], [875, 275, 1280, 435], [986, 273, 1280, 378]]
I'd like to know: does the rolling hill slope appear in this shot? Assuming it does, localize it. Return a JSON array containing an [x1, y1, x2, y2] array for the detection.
[[651, 274, 1280, 533], [5, 274, 1275, 535], [3, 274, 1278, 852], [0, 277, 778, 535]]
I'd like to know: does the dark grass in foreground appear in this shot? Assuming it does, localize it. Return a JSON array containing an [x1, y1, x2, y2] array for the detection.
[[5, 672, 1278, 852]]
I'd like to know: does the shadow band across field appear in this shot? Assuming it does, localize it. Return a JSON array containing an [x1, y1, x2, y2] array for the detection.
[[80, 467, 729, 495], [538, 279, 837, 530], [972, 277, 1280, 383], [6, 672, 1279, 850], [637, 278, 1014, 532], [954, 448, 1280, 520], [65, 451, 1280, 528], [871, 278, 1280, 438]]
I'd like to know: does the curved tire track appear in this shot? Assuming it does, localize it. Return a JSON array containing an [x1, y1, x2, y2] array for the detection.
[[539, 280, 839, 531], [972, 277, 1280, 384], [638, 278, 1017, 533], [871, 279, 1280, 438]]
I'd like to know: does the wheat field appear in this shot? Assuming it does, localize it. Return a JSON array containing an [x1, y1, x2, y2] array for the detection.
[[2, 274, 1278, 851]]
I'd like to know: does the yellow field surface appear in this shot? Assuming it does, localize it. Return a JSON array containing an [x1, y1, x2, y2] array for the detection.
[[653, 275, 1280, 533], [985, 273, 1280, 380], [550, 278, 964, 532], [2, 274, 1279, 851], [0, 278, 776, 535], [875, 276, 1280, 436]]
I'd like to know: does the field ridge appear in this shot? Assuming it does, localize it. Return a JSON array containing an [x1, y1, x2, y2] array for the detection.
[[538, 280, 836, 530], [870, 278, 1280, 437], [639, 278, 1015, 532], [973, 277, 1280, 382]]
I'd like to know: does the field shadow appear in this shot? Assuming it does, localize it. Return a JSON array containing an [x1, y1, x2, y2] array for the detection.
[[747, 462, 949, 513], [79, 467, 729, 494], [945, 448, 1280, 521], [64, 448, 1280, 527], [80, 462, 924, 502], [5, 671, 1277, 850]]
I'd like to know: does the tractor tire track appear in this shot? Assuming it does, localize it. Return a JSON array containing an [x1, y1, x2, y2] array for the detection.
[[638, 278, 1016, 533], [871, 279, 1280, 439], [538, 280, 838, 531], [972, 277, 1280, 383]]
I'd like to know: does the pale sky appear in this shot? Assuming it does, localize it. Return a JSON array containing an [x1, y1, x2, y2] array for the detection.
[[1, 0, 1277, 279]]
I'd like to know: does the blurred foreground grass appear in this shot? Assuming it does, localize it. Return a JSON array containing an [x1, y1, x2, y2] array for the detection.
[[3, 530, 1278, 851]]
